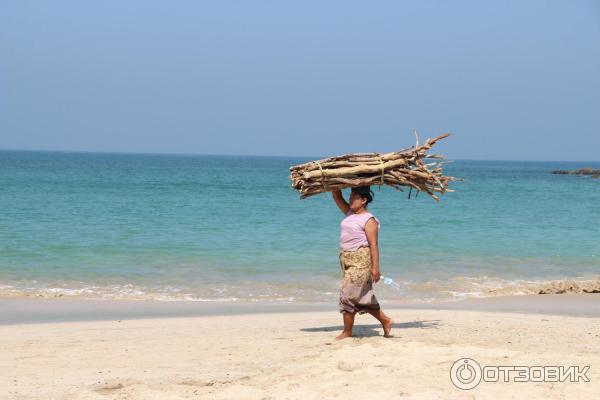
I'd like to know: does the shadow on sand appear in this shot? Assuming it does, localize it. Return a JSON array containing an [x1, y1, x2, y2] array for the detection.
[[300, 320, 440, 338]]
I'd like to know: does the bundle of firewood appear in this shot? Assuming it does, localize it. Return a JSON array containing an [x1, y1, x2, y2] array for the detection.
[[289, 132, 459, 201]]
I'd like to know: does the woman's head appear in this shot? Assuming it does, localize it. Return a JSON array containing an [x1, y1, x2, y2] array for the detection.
[[349, 186, 375, 211]]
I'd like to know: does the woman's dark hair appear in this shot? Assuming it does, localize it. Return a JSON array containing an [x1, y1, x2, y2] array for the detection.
[[351, 186, 375, 205]]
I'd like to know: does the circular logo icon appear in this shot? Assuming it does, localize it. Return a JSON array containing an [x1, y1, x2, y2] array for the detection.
[[450, 358, 482, 390]]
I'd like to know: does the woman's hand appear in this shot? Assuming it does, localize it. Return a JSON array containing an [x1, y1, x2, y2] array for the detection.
[[372, 268, 381, 283]]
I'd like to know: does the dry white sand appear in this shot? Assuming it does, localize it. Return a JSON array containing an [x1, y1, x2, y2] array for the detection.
[[2, 305, 599, 399]]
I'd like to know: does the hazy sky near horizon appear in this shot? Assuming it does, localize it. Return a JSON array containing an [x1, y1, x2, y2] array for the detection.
[[1, 1, 599, 161]]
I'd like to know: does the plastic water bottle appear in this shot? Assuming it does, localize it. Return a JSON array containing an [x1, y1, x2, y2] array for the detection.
[[380, 275, 402, 291]]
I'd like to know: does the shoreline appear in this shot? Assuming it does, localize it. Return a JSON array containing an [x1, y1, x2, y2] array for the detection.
[[3, 293, 600, 325]]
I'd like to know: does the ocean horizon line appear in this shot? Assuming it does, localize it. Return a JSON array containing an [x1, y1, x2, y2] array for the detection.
[[1, 148, 599, 164]]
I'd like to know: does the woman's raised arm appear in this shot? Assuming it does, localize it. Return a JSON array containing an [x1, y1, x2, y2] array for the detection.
[[332, 189, 350, 214]]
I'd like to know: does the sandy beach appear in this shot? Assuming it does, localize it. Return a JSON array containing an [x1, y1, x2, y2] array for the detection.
[[2, 295, 599, 399]]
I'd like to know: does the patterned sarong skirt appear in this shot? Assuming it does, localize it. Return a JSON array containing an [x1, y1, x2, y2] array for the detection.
[[338, 246, 381, 314]]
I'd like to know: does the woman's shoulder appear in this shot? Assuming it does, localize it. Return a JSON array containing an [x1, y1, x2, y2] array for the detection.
[[363, 211, 378, 219], [344, 210, 379, 223], [364, 212, 380, 227]]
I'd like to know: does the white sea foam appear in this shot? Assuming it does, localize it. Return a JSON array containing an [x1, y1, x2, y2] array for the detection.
[[1, 275, 599, 303]]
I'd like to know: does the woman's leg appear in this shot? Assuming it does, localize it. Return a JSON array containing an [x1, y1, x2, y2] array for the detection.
[[335, 311, 355, 340], [366, 309, 394, 337]]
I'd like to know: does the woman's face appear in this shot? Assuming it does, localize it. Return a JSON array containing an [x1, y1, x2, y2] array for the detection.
[[349, 191, 367, 211]]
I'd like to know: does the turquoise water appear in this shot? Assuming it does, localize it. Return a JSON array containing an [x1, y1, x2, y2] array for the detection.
[[1, 150, 599, 302]]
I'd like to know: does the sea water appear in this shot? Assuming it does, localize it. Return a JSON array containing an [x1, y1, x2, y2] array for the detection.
[[1, 150, 598, 303]]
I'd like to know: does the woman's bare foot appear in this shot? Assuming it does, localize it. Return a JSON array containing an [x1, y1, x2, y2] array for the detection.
[[382, 316, 393, 337], [335, 331, 352, 340]]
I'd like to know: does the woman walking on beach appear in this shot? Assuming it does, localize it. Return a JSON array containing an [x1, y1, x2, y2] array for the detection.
[[332, 186, 393, 340]]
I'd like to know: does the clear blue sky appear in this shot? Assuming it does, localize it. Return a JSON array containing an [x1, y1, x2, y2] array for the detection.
[[1, 1, 599, 161]]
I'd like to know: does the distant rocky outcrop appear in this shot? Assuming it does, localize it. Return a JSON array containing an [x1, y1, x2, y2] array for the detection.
[[552, 168, 600, 178]]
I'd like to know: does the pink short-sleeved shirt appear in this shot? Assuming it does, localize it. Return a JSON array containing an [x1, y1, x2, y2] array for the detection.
[[339, 209, 380, 251]]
